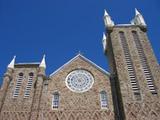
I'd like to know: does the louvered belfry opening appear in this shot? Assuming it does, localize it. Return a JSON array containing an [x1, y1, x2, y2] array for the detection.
[[119, 31, 141, 100], [24, 72, 34, 98], [13, 72, 24, 97], [132, 31, 157, 95]]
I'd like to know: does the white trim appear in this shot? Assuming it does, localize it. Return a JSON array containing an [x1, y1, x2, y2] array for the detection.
[[49, 54, 110, 77], [116, 24, 133, 26], [15, 62, 40, 65]]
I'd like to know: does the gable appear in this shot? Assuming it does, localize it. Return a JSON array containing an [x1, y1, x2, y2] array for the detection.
[[50, 54, 110, 77], [46, 54, 113, 111]]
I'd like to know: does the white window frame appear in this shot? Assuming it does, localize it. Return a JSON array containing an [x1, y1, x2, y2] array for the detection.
[[52, 92, 60, 109], [100, 91, 108, 109]]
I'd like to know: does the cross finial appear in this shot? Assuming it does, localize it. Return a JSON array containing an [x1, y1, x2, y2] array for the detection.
[[77, 51, 83, 55]]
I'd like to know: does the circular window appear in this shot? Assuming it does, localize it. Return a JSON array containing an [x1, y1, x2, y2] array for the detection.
[[65, 69, 94, 93]]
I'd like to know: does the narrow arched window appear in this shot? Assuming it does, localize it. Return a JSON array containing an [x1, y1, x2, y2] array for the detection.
[[52, 92, 59, 109], [13, 72, 24, 97], [100, 91, 108, 109], [24, 72, 34, 98]]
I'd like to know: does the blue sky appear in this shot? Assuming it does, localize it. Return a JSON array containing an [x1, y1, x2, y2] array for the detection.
[[0, 0, 159, 83]]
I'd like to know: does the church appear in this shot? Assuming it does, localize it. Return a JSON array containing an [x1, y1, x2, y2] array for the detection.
[[0, 9, 160, 120]]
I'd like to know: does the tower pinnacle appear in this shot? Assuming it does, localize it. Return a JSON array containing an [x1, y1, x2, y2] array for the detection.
[[39, 54, 46, 68], [131, 8, 146, 27], [8, 56, 16, 69], [103, 9, 114, 29], [104, 9, 109, 16], [102, 33, 107, 52], [135, 8, 140, 16]]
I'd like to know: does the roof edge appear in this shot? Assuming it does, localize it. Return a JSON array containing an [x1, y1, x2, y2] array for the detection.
[[49, 54, 110, 77]]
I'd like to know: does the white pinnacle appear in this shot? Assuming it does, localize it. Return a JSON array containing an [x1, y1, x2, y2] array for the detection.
[[134, 8, 146, 26], [39, 54, 46, 68], [103, 9, 114, 27], [8, 56, 16, 69], [104, 9, 109, 16], [135, 8, 140, 16], [103, 33, 106, 40], [102, 33, 107, 51]]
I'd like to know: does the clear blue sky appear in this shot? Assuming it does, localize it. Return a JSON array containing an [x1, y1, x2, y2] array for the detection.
[[0, 0, 160, 84]]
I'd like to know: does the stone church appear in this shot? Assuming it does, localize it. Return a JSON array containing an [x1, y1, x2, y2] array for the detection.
[[0, 9, 160, 120]]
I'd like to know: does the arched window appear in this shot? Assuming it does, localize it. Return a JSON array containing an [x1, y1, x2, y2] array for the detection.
[[100, 91, 108, 108], [24, 72, 34, 98], [52, 92, 59, 109], [13, 72, 24, 97]]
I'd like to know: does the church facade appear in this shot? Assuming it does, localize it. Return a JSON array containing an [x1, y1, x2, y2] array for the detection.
[[0, 9, 160, 120]]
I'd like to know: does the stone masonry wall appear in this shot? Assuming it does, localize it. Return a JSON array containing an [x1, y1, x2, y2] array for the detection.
[[0, 65, 39, 120], [107, 25, 160, 120], [38, 56, 115, 120]]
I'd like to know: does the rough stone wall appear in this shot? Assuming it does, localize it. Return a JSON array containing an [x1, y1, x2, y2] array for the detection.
[[0, 65, 39, 120], [38, 56, 115, 120], [106, 25, 160, 120], [37, 110, 114, 120], [0, 57, 114, 120]]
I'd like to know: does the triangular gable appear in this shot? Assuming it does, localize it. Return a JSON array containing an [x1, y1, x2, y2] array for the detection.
[[49, 54, 110, 77]]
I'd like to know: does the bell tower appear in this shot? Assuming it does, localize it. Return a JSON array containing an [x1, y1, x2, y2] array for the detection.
[[103, 9, 160, 120]]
